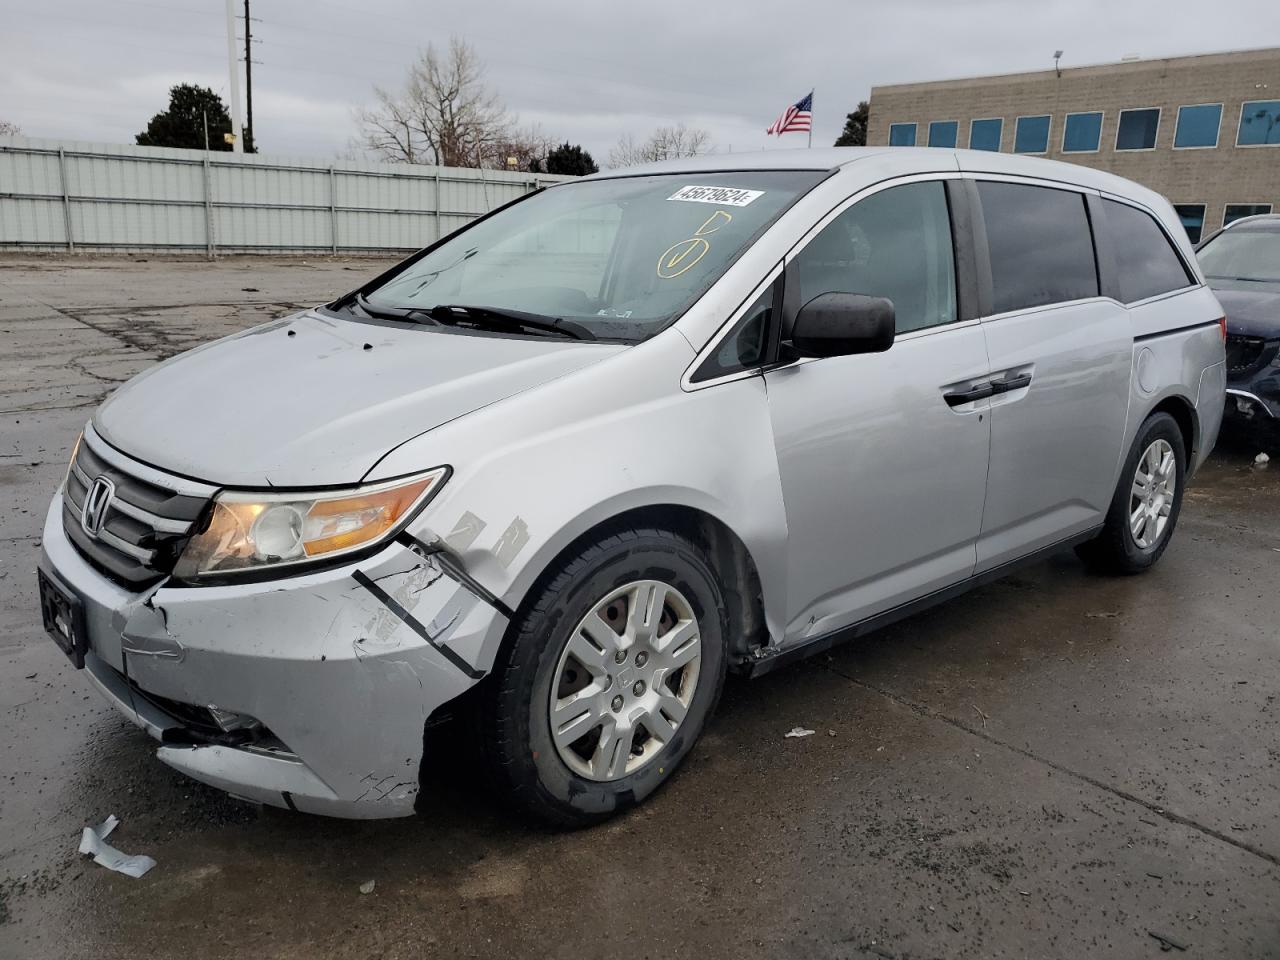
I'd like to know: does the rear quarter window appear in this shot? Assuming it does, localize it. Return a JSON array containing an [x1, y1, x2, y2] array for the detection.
[[1100, 199, 1195, 303], [977, 181, 1099, 314]]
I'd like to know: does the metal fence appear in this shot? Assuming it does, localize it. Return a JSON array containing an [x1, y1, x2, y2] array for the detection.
[[0, 136, 573, 255]]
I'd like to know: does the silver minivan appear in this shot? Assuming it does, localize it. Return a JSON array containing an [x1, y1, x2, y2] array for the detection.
[[38, 148, 1226, 825]]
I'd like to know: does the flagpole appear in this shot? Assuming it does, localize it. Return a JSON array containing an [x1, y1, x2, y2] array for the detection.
[[808, 89, 814, 148]]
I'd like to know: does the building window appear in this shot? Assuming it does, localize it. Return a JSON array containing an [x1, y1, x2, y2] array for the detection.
[[1062, 112, 1103, 152], [1173, 204, 1207, 244], [1013, 115, 1051, 154], [969, 118, 1002, 151], [1174, 104, 1222, 149], [928, 120, 958, 148], [1237, 100, 1280, 146], [888, 122, 917, 146], [1116, 108, 1160, 150], [1224, 203, 1274, 226]]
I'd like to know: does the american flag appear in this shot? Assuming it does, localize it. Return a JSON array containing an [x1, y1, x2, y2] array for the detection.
[[766, 91, 813, 135]]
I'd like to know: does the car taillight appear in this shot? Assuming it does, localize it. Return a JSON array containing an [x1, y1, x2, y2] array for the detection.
[[1217, 316, 1227, 340]]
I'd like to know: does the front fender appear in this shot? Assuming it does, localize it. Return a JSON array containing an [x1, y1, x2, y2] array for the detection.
[[373, 333, 790, 676]]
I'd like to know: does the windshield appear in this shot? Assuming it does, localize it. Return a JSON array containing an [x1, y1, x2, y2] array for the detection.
[[357, 171, 825, 342], [1197, 228, 1280, 283]]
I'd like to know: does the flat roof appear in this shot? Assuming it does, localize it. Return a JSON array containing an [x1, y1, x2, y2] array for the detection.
[[870, 45, 1280, 95]]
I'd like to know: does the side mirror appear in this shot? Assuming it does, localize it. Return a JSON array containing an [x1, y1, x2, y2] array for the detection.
[[788, 292, 895, 358]]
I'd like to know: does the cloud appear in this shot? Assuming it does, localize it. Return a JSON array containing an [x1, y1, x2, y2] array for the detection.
[[2, 0, 1271, 160]]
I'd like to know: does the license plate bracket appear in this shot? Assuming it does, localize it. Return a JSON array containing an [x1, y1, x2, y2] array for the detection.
[[38, 568, 88, 669]]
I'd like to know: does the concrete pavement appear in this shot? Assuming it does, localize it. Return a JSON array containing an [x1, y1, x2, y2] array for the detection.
[[1, 255, 1277, 959]]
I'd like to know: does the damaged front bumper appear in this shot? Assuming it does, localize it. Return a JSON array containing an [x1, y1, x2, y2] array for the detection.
[[39, 492, 506, 818], [1224, 338, 1280, 421]]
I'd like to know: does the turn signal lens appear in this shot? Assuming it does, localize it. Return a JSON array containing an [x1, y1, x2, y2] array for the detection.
[[63, 432, 82, 491], [1217, 316, 1227, 341], [173, 468, 447, 579]]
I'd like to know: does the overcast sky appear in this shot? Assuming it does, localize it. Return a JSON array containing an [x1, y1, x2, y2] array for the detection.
[[2, 0, 1277, 166]]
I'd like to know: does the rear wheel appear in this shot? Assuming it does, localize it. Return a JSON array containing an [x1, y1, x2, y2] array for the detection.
[[479, 526, 727, 827], [1076, 411, 1186, 575]]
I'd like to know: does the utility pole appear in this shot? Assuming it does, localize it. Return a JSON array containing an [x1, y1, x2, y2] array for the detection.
[[224, 0, 243, 153], [243, 0, 254, 152]]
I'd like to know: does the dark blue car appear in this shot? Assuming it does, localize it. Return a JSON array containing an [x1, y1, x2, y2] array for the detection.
[[1198, 215, 1280, 423]]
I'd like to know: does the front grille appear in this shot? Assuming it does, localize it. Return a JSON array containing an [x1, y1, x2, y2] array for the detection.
[[63, 438, 209, 587], [1225, 334, 1269, 378]]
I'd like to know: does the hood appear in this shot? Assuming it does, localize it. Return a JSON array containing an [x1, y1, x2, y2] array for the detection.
[[1207, 280, 1280, 339], [94, 311, 626, 487]]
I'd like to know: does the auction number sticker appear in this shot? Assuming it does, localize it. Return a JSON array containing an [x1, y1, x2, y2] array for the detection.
[[667, 185, 764, 206]]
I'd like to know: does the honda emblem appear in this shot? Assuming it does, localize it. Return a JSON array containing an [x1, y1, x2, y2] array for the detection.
[[81, 476, 115, 538]]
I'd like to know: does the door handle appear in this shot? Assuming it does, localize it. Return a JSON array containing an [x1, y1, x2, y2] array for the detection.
[[943, 382, 994, 407], [989, 373, 1032, 393]]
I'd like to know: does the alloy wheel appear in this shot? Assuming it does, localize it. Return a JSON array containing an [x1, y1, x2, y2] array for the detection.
[[1130, 438, 1176, 549]]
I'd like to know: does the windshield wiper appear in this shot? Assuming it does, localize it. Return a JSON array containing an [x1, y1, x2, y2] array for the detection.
[[351, 292, 440, 326], [429, 304, 597, 341]]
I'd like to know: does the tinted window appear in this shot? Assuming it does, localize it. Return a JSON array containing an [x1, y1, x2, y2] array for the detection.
[[1116, 108, 1160, 149], [793, 181, 956, 334], [1224, 203, 1273, 226], [1174, 104, 1222, 148], [692, 283, 774, 382], [977, 182, 1098, 313], [1062, 112, 1103, 152], [1014, 115, 1050, 153], [889, 123, 917, 146], [928, 120, 958, 147], [1102, 199, 1193, 303], [1174, 204, 1206, 244], [1237, 100, 1280, 146], [969, 118, 1002, 151]]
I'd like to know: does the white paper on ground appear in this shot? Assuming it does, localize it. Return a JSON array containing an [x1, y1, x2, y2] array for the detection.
[[78, 814, 156, 878]]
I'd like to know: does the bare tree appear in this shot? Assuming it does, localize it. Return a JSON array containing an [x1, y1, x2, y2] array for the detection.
[[485, 125, 554, 172], [608, 124, 713, 168], [0, 120, 22, 136], [358, 38, 515, 168]]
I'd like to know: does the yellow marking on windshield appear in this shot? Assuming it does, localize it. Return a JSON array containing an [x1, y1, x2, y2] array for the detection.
[[657, 210, 733, 279]]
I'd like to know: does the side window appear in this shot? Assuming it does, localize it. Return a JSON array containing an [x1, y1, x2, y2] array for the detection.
[[791, 181, 957, 334], [1101, 199, 1194, 303], [977, 181, 1098, 313], [691, 282, 774, 382]]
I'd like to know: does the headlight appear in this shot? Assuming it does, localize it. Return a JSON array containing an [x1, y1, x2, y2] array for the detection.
[[173, 467, 448, 579]]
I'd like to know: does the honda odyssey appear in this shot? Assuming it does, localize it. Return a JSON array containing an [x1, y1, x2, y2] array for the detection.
[[38, 148, 1226, 825]]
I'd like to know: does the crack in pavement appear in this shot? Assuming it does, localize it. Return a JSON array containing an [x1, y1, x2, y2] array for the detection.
[[827, 664, 1280, 869]]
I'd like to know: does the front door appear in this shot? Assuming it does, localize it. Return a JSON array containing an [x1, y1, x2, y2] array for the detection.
[[765, 179, 992, 644]]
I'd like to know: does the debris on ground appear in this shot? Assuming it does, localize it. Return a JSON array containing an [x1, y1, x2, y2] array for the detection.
[[785, 727, 816, 738], [1255, 452, 1270, 465], [1148, 930, 1189, 952], [78, 815, 155, 878], [971, 704, 990, 729], [1086, 611, 1121, 619], [359, 880, 376, 895]]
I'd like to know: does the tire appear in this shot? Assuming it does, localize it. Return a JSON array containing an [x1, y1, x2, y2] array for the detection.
[[1076, 411, 1186, 575], [478, 526, 728, 827]]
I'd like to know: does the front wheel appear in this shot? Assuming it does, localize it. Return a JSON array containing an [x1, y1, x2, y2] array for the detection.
[[479, 526, 727, 827], [1076, 411, 1186, 575]]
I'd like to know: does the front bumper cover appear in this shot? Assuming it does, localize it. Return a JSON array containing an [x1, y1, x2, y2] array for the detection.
[[40, 492, 505, 818]]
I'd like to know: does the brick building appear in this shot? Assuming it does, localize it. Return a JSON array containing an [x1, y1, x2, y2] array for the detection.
[[866, 47, 1280, 240]]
